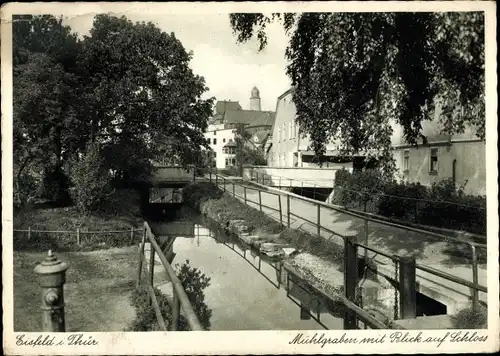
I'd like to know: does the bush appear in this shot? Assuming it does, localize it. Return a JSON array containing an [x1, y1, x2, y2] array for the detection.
[[451, 304, 487, 329], [333, 170, 486, 234], [69, 144, 114, 213], [377, 181, 429, 221], [128, 260, 212, 331], [218, 166, 240, 177]]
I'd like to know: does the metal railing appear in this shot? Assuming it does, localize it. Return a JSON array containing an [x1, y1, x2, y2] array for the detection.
[[247, 170, 487, 239], [205, 170, 488, 314], [137, 222, 203, 331]]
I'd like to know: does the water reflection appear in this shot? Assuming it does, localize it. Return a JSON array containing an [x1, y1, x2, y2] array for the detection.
[[149, 211, 346, 331]]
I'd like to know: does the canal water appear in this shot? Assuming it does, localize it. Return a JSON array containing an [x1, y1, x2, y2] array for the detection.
[[149, 208, 347, 331]]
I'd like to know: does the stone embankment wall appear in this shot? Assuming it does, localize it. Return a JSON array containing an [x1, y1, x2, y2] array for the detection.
[[183, 182, 396, 326]]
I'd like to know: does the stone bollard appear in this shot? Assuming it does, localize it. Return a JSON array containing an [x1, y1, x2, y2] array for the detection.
[[34, 250, 68, 332]]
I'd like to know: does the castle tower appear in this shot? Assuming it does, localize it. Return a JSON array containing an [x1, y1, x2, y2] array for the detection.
[[250, 86, 261, 111]]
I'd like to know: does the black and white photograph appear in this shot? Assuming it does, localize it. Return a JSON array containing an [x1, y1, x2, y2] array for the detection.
[[2, 1, 498, 355]]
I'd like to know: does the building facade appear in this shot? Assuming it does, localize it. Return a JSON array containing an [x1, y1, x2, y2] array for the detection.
[[391, 105, 485, 195], [269, 87, 486, 195], [269, 88, 352, 169], [204, 87, 276, 169]]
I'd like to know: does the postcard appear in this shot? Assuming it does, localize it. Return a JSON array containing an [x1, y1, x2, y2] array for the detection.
[[2, 1, 498, 354]]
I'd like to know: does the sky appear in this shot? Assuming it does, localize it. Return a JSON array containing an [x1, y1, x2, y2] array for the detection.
[[62, 13, 292, 112]]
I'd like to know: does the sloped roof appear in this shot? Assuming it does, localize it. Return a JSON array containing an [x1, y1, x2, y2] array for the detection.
[[252, 130, 271, 143], [215, 101, 242, 115], [224, 110, 275, 127], [223, 140, 237, 148]]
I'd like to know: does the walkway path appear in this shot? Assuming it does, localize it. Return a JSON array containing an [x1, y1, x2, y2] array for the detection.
[[213, 177, 488, 313]]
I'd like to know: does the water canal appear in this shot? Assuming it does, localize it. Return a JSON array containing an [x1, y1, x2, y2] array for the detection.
[[148, 208, 349, 331]]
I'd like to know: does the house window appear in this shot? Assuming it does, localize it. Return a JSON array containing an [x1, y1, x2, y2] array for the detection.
[[225, 158, 229, 166], [231, 158, 236, 165], [213, 138, 217, 145], [403, 150, 410, 172], [223, 138, 226, 143], [429, 148, 438, 174], [214, 131, 217, 135]]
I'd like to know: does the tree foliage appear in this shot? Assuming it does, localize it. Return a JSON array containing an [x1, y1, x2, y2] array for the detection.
[[69, 144, 113, 214], [13, 14, 213, 206], [234, 125, 268, 171], [229, 12, 485, 171]]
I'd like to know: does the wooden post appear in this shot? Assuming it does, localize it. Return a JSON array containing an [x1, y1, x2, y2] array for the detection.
[[130, 227, 134, 244], [256, 171, 259, 183], [279, 176, 281, 188], [344, 235, 358, 330], [258, 190, 262, 212], [313, 184, 316, 199], [28, 226, 31, 240], [364, 218, 369, 262], [193, 166, 196, 182], [316, 204, 321, 237], [244, 186, 247, 204], [287, 194, 291, 228], [223, 178, 226, 192], [399, 255, 417, 319], [136, 228, 146, 289], [148, 248, 155, 306], [172, 291, 180, 331], [471, 244, 479, 311], [278, 194, 283, 225], [232, 181, 235, 197], [76, 228, 81, 246], [215, 173, 218, 186]]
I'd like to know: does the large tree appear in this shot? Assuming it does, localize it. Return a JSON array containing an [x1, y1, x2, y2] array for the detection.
[[13, 15, 83, 203], [229, 12, 485, 171], [78, 15, 214, 180], [13, 14, 213, 205]]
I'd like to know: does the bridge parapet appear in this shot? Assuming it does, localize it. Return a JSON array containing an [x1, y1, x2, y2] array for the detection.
[[149, 166, 196, 184], [243, 165, 353, 188]]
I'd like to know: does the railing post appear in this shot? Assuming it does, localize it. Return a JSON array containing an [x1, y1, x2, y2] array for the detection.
[[317, 203, 321, 237], [287, 194, 291, 228], [76, 227, 81, 246], [223, 178, 226, 192], [209, 170, 212, 183], [148, 247, 155, 306], [137, 227, 146, 289], [344, 235, 358, 330], [215, 173, 218, 186], [130, 226, 134, 244], [399, 255, 417, 319], [278, 194, 283, 225], [313, 184, 316, 199], [172, 291, 180, 331], [256, 171, 259, 183], [470, 244, 479, 311], [232, 181, 235, 197], [244, 186, 247, 204], [258, 190, 262, 212], [193, 166, 196, 182], [34, 250, 68, 332], [28, 226, 31, 240], [279, 176, 281, 188]]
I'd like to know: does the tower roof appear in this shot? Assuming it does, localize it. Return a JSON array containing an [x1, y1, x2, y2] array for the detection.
[[251, 86, 260, 98]]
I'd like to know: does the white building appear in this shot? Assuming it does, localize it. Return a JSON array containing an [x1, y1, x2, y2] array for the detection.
[[269, 88, 352, 169], [205, 87, 276, 169], [269, 87, 485, 195]]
